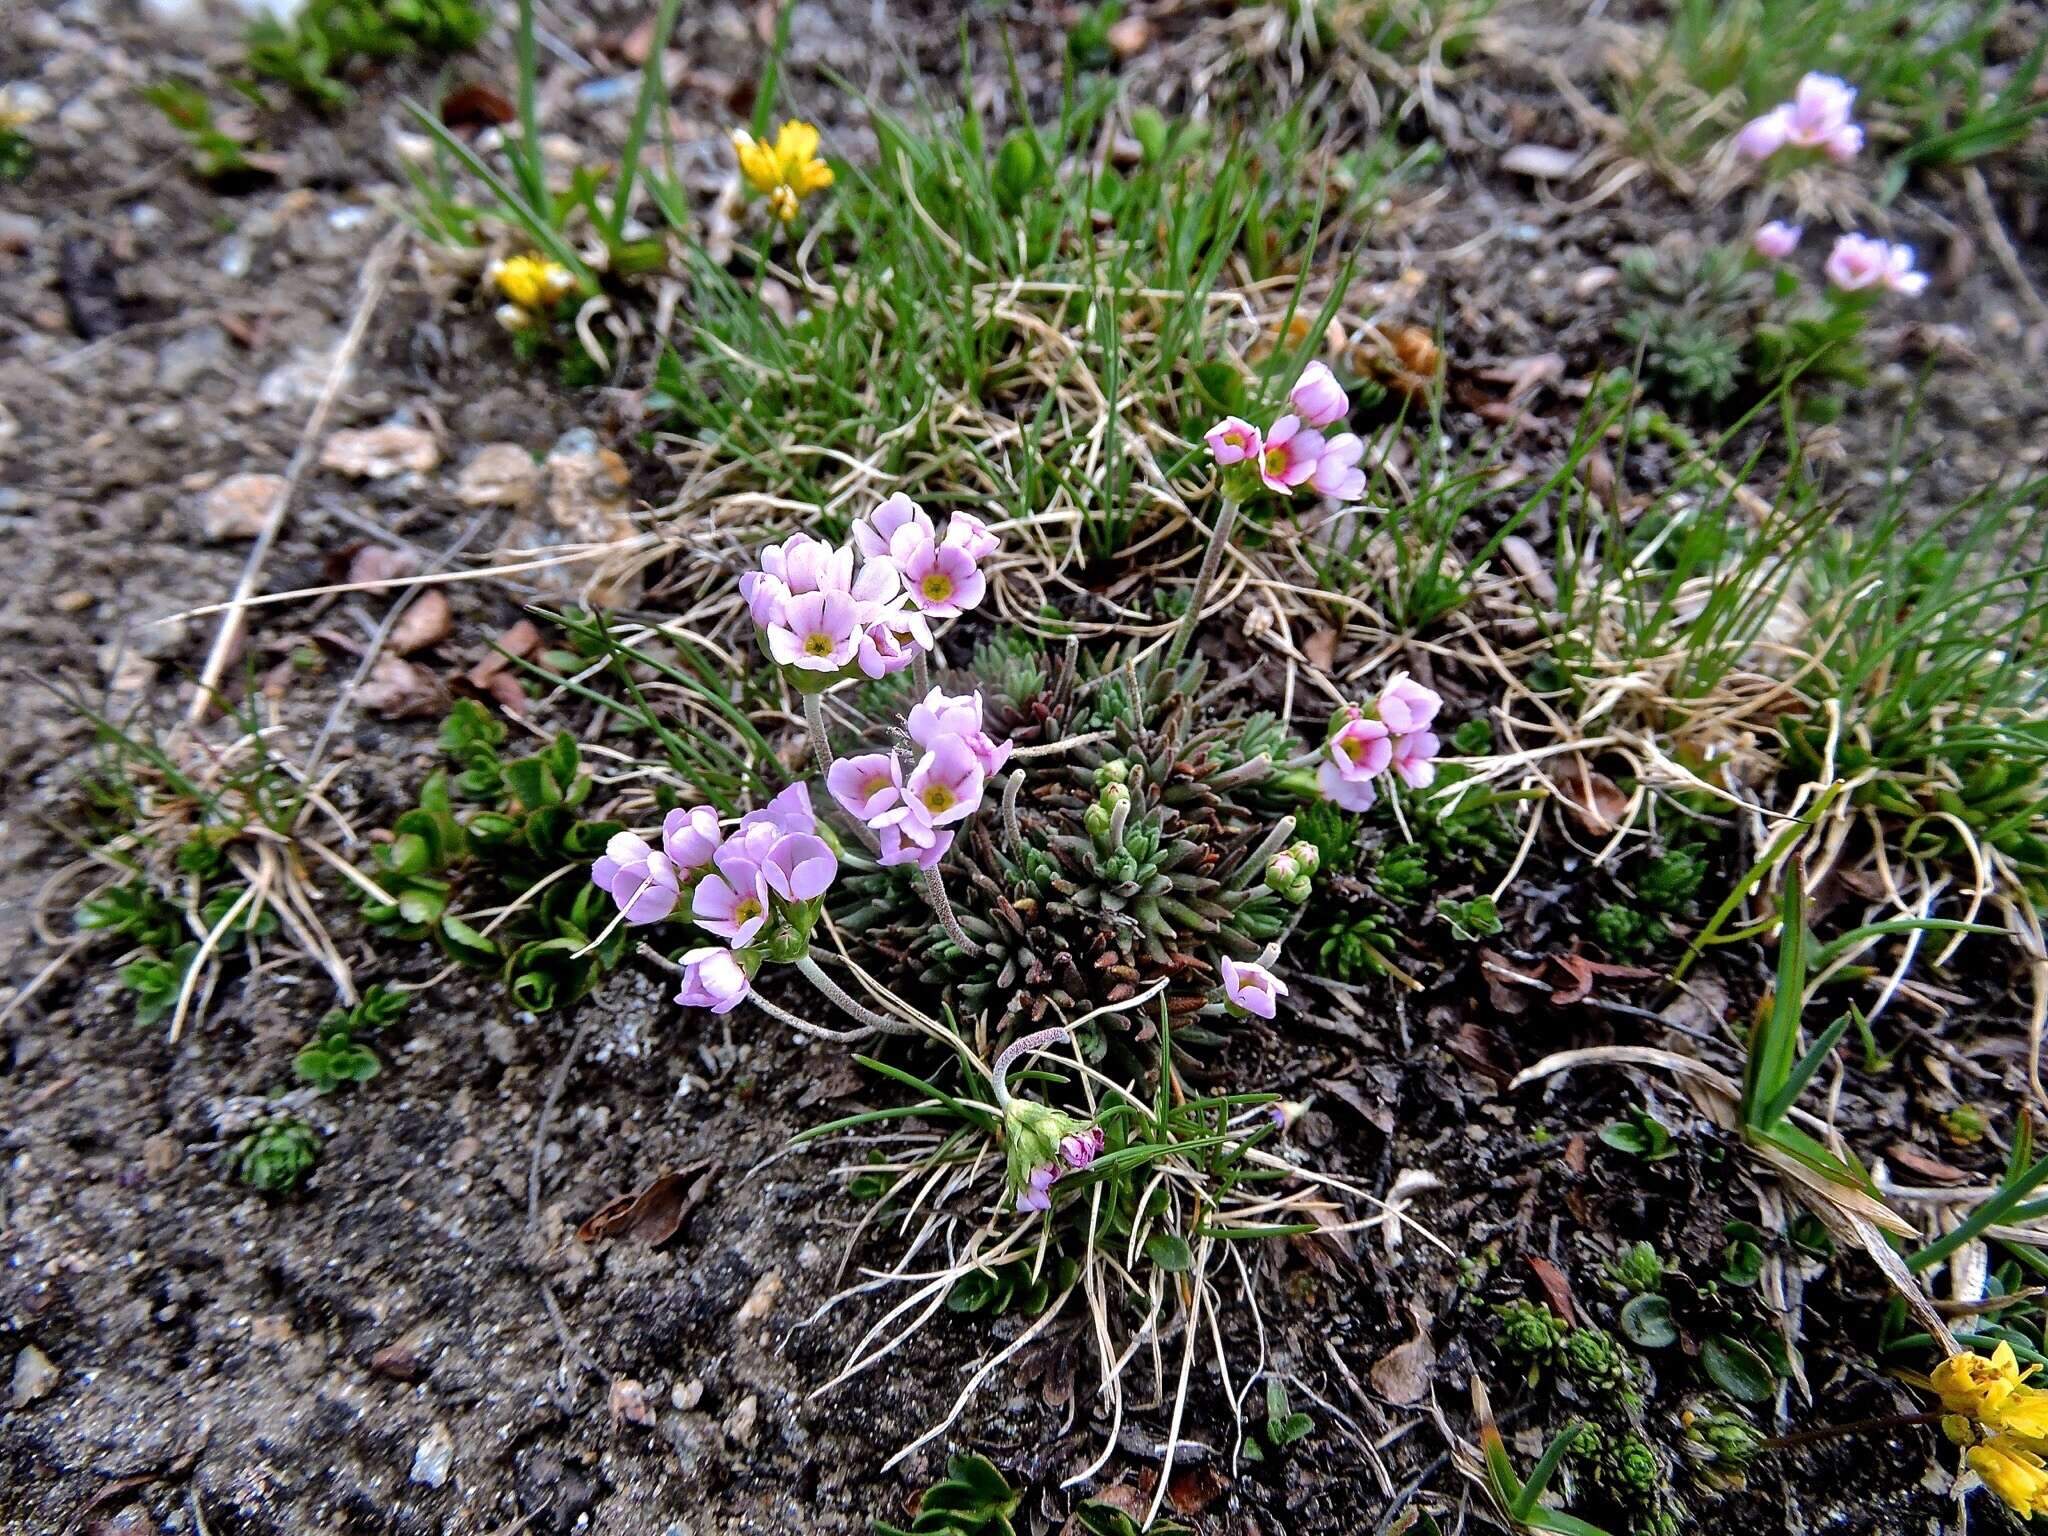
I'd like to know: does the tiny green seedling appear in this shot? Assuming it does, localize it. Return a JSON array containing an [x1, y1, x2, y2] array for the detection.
[[873, 1453, 1019, 1536], [1599, 1104, 1677, 1162]]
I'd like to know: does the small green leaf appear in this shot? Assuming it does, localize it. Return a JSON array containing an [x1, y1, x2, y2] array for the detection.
[[1700, 1335, 1775, 1402], [1618, 1294, 1677, 1349], [1145, 1233, 1193, 1272]]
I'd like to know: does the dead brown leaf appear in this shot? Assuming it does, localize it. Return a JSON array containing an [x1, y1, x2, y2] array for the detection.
[[1166, 1462, 1227, 1516], [1526, 1255, 1577, 1325], [1370, 1305, 1438, 1406], [343, 542, 420, 586], [1549, 951, 1657, 1007], [1557, 759, 1630, 834], [1887, 1144, 1970, 1185], [1302, 625, 1340, 672], [440, 83, 515, 127], [356, 655, 447, 719], [575, 1161, 715, 1247], [388, 590, 452, 656]]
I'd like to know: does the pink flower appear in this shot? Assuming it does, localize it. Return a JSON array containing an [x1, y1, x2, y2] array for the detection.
[[1376, 677, 1442, 735], [857, 605, 932, 679], [1751, 220, 1802, 260], [899, 733, 986, 829], [1310, 432, 1365, 501], [761, 831, 837, 903], [590, 831, 681, 925], [943, 512, 1000, 561], [1258, 415, 1325, 494], [1330, 713, 1393, 779], [1316, 757, 1378, 812], [1220, 956, 1287, 1019], [1389, 729, 1441, 789], [852, 491, 934, 562], [661, 806, 724, 875], [907, 686, 1013, 776], [1734, 106, 1791, 161], [876, 818, 952, 870], [1289, 360, 1350, 428], [675, 946, 750, 1013], [742, 782, 816, 837], [692, 850, 770, 946], [767, 588, 862, 671], [1059, 1126, 1104, 1172], [1736, 75, 1861, 163], [892, 523, 987, 618], [1826, 233, 1923, 295], [1205, 416, 1262, 467], [827, 752, 902, 821], [1784, 72, 1859, 159], [1016, 1162, 1059, 1214]]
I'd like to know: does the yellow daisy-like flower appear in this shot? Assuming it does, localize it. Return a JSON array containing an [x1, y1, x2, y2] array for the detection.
[[1933, 1343, 2031, 1421], [730, 120, 834, 222], [1971, 1435, 2048, 1519], [486, 254, 576, 313]]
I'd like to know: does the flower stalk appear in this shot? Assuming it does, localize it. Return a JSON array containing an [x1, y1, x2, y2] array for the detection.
[[1164, 493, 1239, 671], [795, 954, 913, 1035]]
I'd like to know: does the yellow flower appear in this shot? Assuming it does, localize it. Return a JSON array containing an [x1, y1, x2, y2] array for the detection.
[[486, 254, 575, 312], [1971, 1435, 2048, 1518], [1934, 1344, 2030, 1421], [730, 120, 834, 222]]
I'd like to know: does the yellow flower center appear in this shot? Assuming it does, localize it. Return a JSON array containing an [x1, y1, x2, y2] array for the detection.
[[920, 572, 954, 602], [1264, 444, 1288, 474], [733, 896, 763, 925], [804, 631, 836, 657], [921, 784, 955, 814]]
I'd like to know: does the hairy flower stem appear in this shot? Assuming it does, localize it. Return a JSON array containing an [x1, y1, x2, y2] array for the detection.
[[795, 955, 914, 1034], [1001, 770, 1025, 850], [750, 988, 884, 1043], [991, 1025, 1072, 1108], [911, 646, 932, 699], [1163, 493, 1239, 671], [920, 867, 983, 956], [802, 691, 835, 785]]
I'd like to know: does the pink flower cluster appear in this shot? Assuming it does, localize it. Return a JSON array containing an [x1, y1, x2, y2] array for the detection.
[[1205, 361, 1366, 502], [739, 495, 998, 682], [1317, 676, 1444, 813], [1735, 73, 1862, 164], [1017, 1123, 1104, 1214], [590, 784, 839, 1015], [828, 687, 1012, 868], [1823, 233, 1926, 296]]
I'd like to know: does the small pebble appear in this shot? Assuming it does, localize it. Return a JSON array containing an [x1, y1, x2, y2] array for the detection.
[[410, 1422, 454, 1487], [10, 1345, 58, 1409]]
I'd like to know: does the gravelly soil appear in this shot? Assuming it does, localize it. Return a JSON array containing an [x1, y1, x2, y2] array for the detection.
[[3, 1, 2047, 1532]]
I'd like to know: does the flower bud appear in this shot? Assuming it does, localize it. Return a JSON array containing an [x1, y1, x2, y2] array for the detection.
[[1264, 850, 1311, 904]]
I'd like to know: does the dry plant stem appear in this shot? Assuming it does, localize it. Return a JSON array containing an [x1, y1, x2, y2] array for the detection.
[[1164, 494, 1240, 671], [796, 954, 915, 1034], [911, 646, 932, 699], [919, 867, 983, 956], [184, 223, 405, 731]]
